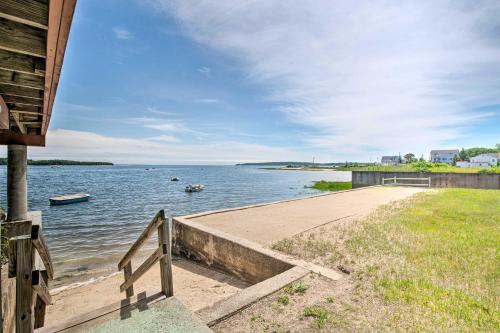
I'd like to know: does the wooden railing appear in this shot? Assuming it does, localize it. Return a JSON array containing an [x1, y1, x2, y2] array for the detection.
[[382, 176, 431, 187], [3, 219, 54, 332], [118, 210, 173, 298]]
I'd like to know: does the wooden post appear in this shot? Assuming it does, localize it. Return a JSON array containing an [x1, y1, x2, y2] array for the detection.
[[394, 176, 396, 185], [15, 236, 34, 332], [123, 262, 134, 298], [157, 212, 173, 297]]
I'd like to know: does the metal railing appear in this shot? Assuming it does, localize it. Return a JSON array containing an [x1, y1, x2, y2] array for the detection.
[[118, 210, 173, 298], [382, 176, 431, 187]]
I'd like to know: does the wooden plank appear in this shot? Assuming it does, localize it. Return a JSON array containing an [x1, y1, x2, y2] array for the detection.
[[32, 270, 51, 305], [31, 225, 54, 280], [0, 69, 45, 89], [11, 110, 26, 133], [34, 295, 45, 329], [42, 0, 76, 134], [3, 95, 43, 106], [0, 18, 46, 58], [16, 237, 34, 331], [0, 94, 8, 129], [10, 110, 42, 116], [158, 218, 174, 297], [123, 262, 134, 298], [120, 247, 164, 293], [118, 210, 165, 270], [0, 0, 49, 30], [0, 49, 45, 75], [0, 130, 45, 146], [0, 83, 43, 99], [10, 104, 41, 113]]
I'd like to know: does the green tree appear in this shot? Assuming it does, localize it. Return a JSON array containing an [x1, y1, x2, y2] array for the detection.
[[404, 153, 416, 163]]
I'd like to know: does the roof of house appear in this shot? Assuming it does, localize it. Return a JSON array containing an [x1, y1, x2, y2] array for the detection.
[[381, 155, 399, 161], [430, 149, 459, 154], [472, 153, 500, 158]]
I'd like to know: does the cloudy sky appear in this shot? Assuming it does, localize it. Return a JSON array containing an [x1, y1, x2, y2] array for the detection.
[[24, 0, 500, 164]]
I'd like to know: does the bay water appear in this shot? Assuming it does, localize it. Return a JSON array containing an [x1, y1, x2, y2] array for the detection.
[[0, 165, 350, 287]]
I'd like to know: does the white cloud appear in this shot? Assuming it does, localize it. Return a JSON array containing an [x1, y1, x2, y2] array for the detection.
[[197, 66, 211, 76], [112, 27, 133, 40], [146, 135, 180, 143], [148, 0, 500, 157], [29, 129, 307, 164], [193, 98, 219, 104], [127, 117, 190, 133]]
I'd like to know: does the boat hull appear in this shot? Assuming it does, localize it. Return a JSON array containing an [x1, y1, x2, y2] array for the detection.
[[50, 196, 90, 205]]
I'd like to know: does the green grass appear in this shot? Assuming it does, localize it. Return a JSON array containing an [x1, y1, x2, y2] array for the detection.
[[336, 163, 500, 173], [303, 306, 331, 329], [272, 189, 500, 331], [308, 181, 352, 191], [277, 295, 289, 305], [283, 281, 309, 295]]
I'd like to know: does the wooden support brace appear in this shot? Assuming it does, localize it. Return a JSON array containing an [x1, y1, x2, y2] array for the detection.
[[158, 218, 173, 297]]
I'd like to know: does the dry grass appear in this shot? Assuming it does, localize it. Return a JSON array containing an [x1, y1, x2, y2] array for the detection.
[[254, 189, 500, 332]]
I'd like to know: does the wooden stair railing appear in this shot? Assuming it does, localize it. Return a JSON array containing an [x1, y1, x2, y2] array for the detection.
[[3, 219, 54, 332], [118, 210, 173, 298]]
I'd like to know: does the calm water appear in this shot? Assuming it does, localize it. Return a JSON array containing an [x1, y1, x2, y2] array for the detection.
[[0, 165, 350, 286]]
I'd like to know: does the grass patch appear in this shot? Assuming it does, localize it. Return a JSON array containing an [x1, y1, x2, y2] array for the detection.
[[273, 188, 500, 331], [284, 281, 309, 295], [336, 163, 500, 173], [308, 181, 352, 191], [277, 295, 289, 305], [303, 306, 330, 329]]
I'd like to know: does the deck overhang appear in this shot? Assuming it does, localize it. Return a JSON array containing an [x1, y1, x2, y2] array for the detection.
[[0, 0, 76, 146]]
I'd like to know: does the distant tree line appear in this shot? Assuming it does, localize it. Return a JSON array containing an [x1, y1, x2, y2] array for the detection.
[[0, 158, 113, 166], [456, 145, 500, 162]]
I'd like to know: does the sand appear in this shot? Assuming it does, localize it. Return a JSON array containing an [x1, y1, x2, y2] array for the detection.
[[45, 258, 248, 325], [189, 186, 426, 246]]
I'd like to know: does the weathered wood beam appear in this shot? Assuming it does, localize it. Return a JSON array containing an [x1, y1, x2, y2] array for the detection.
[[0, 94, 8, 129], [10, 109, 42, 116], [0, 49, 45, 76], [0, 130, 45, 146], [32, 270, 51, 305], [120, 247, 165, 293], [11, 110, 26, 133], [118, 210, 166, 270], [0, 69, 45, 89], [3, 95, 43, 106], [42, 0, 76, 134], [31, 225, 54, 280], [0, 0, 49, 30], [10, 104, 41, 113], [0, 18, 46, 58], [0, 83, 43, 99]]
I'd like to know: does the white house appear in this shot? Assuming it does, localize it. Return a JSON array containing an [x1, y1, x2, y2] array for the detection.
[[429, 149, 459, 164], [380, 156, 400, 166], [457, 153, 499, 168]]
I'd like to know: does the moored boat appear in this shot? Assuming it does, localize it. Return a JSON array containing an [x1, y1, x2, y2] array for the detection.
[[171, 177, 179, 181], [185, 184, 204, 192], [49, 193, 90, 205]]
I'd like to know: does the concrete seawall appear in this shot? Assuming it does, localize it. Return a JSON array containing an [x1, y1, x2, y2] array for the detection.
[[352, 171, 500, 189]]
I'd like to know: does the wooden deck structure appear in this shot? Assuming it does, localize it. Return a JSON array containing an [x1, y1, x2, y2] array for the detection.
[[0, 0, 76, 146], [0, 1, 77, 332]]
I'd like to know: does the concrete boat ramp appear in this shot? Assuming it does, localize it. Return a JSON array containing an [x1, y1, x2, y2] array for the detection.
[[187, 186, 425, 246], [39, 186, 423, 332]]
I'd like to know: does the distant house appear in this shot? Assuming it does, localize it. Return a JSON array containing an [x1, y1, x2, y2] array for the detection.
[[456, 153, 499, 168], [381, 156, 400, 166], [429, 149, 459, 164]]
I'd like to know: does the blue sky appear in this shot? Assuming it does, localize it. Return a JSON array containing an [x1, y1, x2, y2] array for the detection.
[[28, 0, 500, 164]]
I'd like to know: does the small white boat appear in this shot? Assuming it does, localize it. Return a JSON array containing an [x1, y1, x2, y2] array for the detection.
[[185, 184, 204, 192]]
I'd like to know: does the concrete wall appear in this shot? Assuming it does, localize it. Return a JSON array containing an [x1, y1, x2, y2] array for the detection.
[[352, 171, 500, 189], [172, 217, 293, 285]]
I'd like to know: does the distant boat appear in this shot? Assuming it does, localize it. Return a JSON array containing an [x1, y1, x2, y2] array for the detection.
[[49, 193, 90, 205], [171, 177, 179, 181], [185, 184, 204, 192]]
